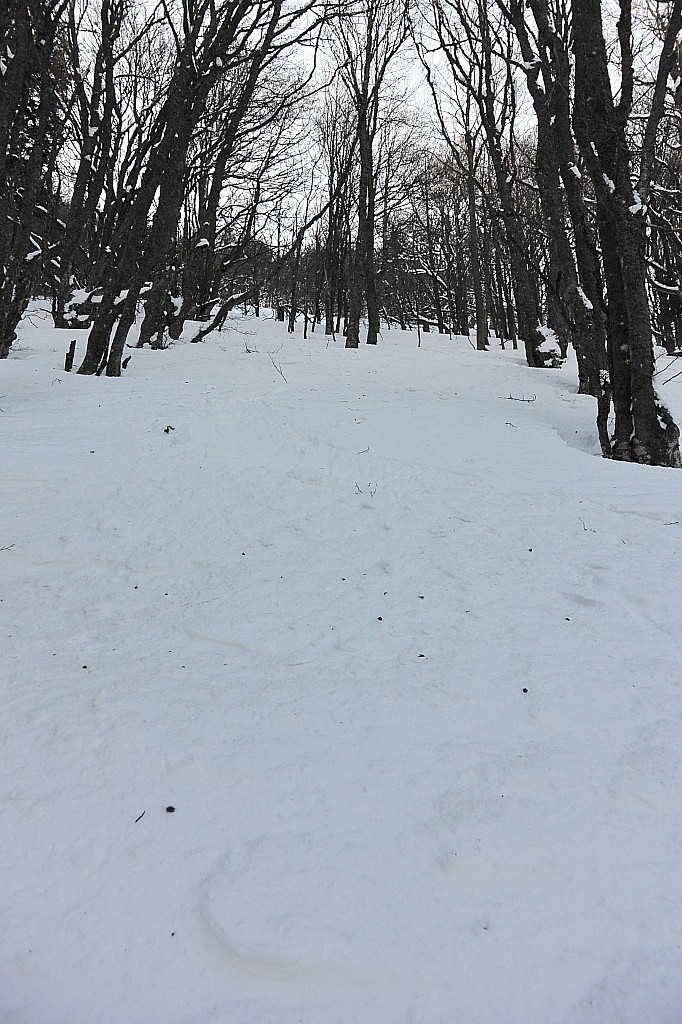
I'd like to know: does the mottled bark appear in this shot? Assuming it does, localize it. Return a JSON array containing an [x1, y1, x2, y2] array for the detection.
[[0, 0, 66, 357], [573, 0, 682, 466]]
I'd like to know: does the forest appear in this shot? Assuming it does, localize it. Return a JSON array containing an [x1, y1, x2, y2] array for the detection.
[[3, 0, 682, 466], [6, 4, 682, 1019]]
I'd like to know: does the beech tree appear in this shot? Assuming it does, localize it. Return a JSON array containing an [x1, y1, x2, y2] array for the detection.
[[161, 64, 306, 344], [501, 0, 611, 453], [572, 0, 682, 465], [0, 0, 68, 358], [316, 85, 356, 335], [4, 0, 682, 473], [49, 0, 139, 329], [76, 0, 326, 375], [331, 0, 409, 348], [418, 0, 562, 368]]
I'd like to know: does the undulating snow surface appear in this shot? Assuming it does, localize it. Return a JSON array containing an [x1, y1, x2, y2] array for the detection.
[[2, 312, 682, 1024]]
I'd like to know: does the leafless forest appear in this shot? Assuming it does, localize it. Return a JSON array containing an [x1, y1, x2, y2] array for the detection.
[[3, 0, 682, 464]]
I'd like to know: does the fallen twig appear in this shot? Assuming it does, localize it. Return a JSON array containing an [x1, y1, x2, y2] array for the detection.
[[268, 349, 288, 383]]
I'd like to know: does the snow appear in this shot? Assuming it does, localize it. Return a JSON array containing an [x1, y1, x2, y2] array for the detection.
[[602, 174, 616, 194], [3, 312, 682, 1024], [67, 288, 92, 306], [629, 191, 645, 216], [651, 276, 681, 295], [537, 324, 561, 354], [24, 237, 43, 263], [577, 286, 593, 311]]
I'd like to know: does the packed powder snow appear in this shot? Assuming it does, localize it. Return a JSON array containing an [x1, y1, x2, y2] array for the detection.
[[2, 311, 682, 1024]]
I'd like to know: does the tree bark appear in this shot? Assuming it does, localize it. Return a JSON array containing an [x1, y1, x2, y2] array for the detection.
[[573, 0, 682, 466]]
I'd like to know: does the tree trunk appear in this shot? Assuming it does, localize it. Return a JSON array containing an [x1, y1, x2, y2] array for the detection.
[[573, 0, 681, 466], [465, 139, 487, 350], [0, 0, 65, 357]]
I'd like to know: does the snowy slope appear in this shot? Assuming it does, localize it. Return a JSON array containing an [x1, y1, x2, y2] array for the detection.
[[2, 311, 682, 1024]]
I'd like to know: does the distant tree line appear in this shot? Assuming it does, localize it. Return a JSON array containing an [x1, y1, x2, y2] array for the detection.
[[2, 0, 682, 465]]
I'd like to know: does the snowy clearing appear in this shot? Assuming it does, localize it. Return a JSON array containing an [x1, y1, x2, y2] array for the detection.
[[2, 313, 682, 1024]]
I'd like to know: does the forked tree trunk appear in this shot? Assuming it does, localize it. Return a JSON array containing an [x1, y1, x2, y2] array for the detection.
[[573, 0, 682, 466]]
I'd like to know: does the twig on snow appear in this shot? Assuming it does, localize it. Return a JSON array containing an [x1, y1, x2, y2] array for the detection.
[[268, 349, 288, 383]]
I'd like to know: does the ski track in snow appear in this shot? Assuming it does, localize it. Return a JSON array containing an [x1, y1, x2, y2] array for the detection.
[[2, 313, 682, 1024]]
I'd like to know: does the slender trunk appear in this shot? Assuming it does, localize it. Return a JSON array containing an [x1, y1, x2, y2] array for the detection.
[[288, 238, 302, 333], [465, 142, 487, 350]]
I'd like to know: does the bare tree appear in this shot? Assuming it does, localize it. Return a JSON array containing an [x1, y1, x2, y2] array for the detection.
[[160, 63, 307, 343], [49, 0, 148, 329], [0, 0, 68, 358], [331, 0, 409, 348], [573, 0, 682, 465], [315, 84, 357, 335], [501, 0, 611, 454], [77, 0, 327, 375], [417, 0, 561, 367]]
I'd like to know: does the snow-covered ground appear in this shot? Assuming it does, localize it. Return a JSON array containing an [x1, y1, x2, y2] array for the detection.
[[3, 311, 682, 1024]]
